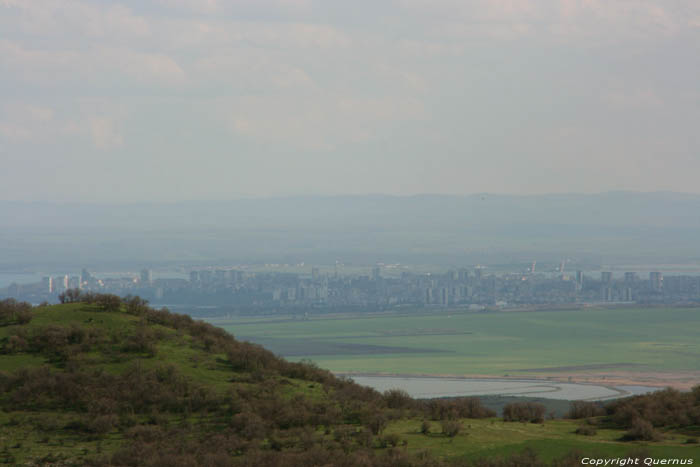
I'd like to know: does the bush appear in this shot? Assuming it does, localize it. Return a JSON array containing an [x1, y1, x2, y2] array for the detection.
[[0, 299, 33, 326], [380, 433, 401, 447], [441, 419, 462, 438], [574, 425, 597, 436], [623, 418, 661, 441], [503, 402, 546, 423], [568, 401, 604, 419], [384, 389, 413, 409], [422, 397, 495, 420], [368, 413, 388, 435], [94, 294, 122, 312], [88, 415, 117, 435], [606, 387, 699, 429], [420, 420, 431, 435], [59, 289, 82, 304]]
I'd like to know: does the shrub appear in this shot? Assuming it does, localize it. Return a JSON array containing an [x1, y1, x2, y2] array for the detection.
[[59, 288, 82, 304], [0, 299, 33, 326], [441, 419, 462, 438], [420, 420, 431, 435], [94, 294, 122, 312], [502, 402, 546, 423], [606, 387, 699, 429], [381, 433, 401, 447], [368, 413, 388, 435], [568, 401, 604, 419], [422, 397, 495, 420], [88, 415, 117, 435], [384, 389, 413, 410], [574, 425, 597, 436], [623, 418, 661, 441]]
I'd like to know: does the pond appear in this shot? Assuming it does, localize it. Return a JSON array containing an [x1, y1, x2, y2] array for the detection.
[[349, 375, 658, 400]]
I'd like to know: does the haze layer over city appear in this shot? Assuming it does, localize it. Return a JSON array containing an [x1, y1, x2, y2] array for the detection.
[[2, 0, 700, 464]]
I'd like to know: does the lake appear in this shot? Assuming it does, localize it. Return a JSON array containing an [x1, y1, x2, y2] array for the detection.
[[349, 375, 657, 400]]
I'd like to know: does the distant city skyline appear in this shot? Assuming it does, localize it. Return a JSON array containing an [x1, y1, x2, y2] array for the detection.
[[2, 1, 699, 202]]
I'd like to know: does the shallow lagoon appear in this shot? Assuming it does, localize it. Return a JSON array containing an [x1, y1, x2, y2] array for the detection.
[[350, 375, 657, 400]]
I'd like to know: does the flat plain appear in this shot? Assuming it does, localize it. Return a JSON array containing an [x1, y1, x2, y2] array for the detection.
[[214, 307, 700, 388], [384, 418, 700, 463]]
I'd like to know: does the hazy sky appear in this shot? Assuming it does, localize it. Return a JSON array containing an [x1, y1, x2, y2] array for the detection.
[[1, 0, 699, 202]]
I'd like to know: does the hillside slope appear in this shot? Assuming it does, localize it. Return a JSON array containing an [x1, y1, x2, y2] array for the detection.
[[0, 298, 698, 466], [0, 298, 479, 466]]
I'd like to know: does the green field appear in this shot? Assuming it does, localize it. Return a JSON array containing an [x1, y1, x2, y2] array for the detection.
[[384, 418, 700, 462], [215, 307, 700, 377]]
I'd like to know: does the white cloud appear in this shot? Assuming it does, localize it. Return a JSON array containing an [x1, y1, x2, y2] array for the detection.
[[1, 0, 699, 199], [193, 52, 312, 89], [154, 0, 312, 14], [89, 116, 123, 150], [0, 40, 185, 87], [0, 0, 150, 40], [0, 103, 55, 142], [0, 122, 32, 141], [396, 0, 693, 42], [227, 94, 425, 150]]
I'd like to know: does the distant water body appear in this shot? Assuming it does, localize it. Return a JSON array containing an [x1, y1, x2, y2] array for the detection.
[[349, 375, 657, 401]]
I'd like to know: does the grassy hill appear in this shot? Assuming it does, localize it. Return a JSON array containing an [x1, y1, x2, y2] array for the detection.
[[0, 298, 698, 466]]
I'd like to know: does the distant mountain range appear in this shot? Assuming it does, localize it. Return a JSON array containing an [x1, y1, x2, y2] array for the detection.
[[2, 192, 699, 269]]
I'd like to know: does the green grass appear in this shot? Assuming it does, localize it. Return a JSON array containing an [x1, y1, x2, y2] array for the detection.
[[385, 418, 700, 462], [217, 307, 700, 376], [0, 303, 325, 464], [2, 303, 698, 465]]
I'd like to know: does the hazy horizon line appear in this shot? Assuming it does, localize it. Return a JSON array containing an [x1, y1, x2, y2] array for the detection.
[[3, 190, 699, 206]]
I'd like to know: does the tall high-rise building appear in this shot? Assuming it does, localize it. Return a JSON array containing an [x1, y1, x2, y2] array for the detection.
[[601, 272, 612, 284], [650, 272, 663, 291], [424, 287, 433, 304], [80, 268, 94, 285], [458, 268, 469, 282], [371, 266, 380, 281], [312, 267, 321, 281], [601, 287, 613, 301], [42, 276, 53, 293], [68, 276, 81, 289], [439, 287, 449, 306], [624, 272, 637, 283], [53, 275, 68, 292], [189, 271, 200, 283], [575, 271, 584, 292], [140, 268, 153, 285], [199, 270, 212, 284], [623, 287, 633, 301]]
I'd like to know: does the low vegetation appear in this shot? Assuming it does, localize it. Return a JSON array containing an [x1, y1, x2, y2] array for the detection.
[[0, 293, 698, 465], [502, 402, 546, 423]]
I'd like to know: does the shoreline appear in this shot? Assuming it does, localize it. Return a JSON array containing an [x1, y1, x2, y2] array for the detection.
[[335, 371, 698, 390], [336, 372, 699, 399]]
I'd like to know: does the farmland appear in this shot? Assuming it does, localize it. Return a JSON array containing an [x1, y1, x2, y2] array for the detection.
[[214, 307, 700, 388]]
